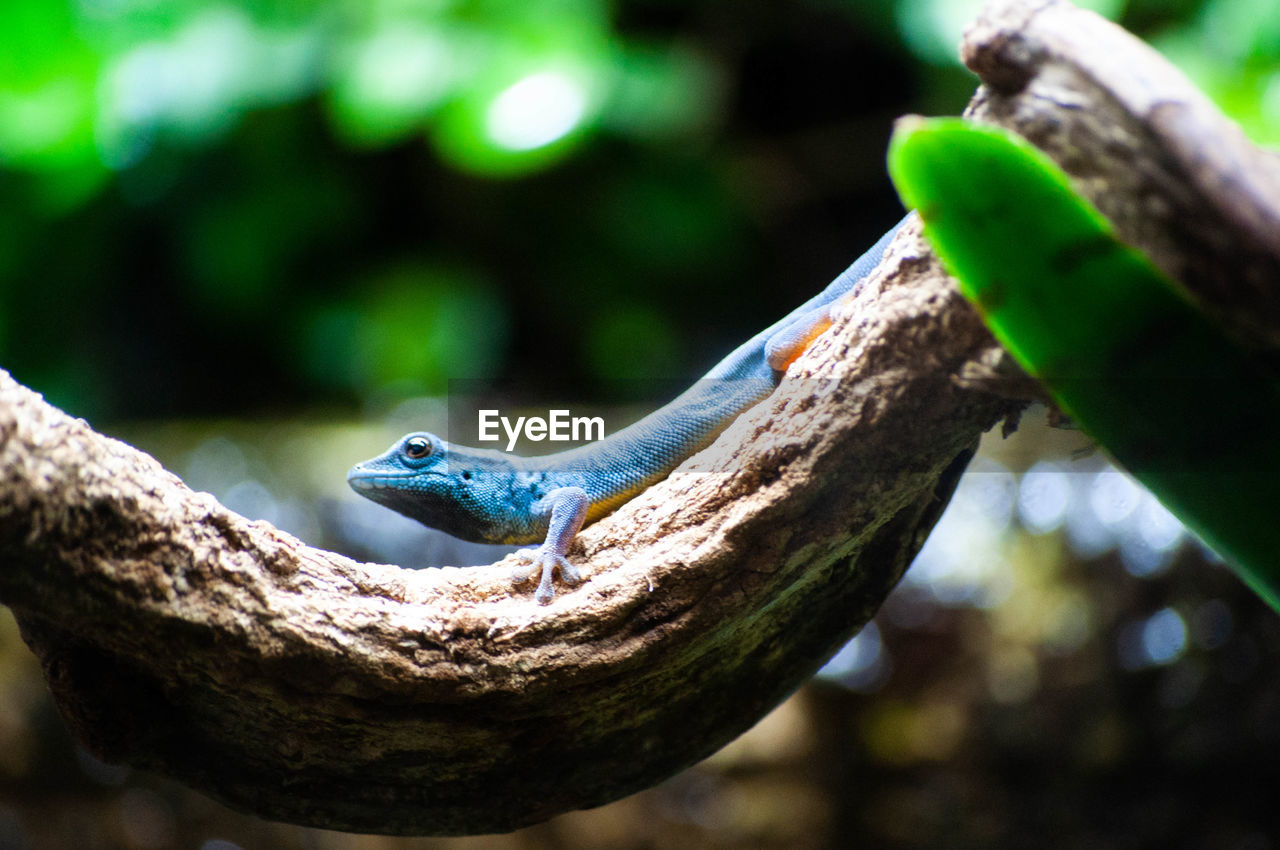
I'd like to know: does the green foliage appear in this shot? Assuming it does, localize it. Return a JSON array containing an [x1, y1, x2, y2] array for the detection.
[[294, 262, 507, 395], [888, 116, 1280, 611], [0, 0, 715, 189], [0, 0, 1273, 419], [584, 303, 681, 383], [0, 1, 106, 209], [2, 0, 1263, 207], [1149, 0, 1280, 144]]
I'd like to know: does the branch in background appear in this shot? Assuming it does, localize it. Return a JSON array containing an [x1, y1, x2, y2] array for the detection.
[[1, 0, 1276, 836]]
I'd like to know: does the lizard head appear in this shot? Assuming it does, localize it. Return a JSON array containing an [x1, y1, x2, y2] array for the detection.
[[346, 431, 520, 543]]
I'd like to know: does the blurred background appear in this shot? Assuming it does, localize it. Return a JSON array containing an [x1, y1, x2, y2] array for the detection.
[[2, 0, 1280, 847]]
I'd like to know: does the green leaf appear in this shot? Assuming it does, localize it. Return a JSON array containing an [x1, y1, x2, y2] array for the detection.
[[888, 116, 1280, 611]]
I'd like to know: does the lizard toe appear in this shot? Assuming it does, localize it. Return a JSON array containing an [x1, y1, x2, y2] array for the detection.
[[510, 548, 542, 584], [558, 557, 583, 586], [534, 558, 558, 604], [513, 549, 583, 603]]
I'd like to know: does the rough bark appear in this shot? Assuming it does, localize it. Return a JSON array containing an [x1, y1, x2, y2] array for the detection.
[[962, 0, 1280, 355], [0, 0, 1276, 836]]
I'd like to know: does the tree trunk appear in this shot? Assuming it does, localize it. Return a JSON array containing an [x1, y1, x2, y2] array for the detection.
[[0, 0, 1275, 836]]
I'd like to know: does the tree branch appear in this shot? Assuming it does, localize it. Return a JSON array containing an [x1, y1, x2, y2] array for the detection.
[[1, 0, 1276, 835], [0, 222, 1002, 834], [962, 0, 1280, 354]]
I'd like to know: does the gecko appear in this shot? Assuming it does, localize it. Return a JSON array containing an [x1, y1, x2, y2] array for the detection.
[[347, 217, 906, 603]]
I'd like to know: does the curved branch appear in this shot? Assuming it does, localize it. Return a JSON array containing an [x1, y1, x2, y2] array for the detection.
[[0, 220, 1004, 834], [1, 0, 1275, 836]]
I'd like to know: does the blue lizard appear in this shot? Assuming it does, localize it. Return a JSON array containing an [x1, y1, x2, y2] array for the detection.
[[348, 217, 905, 603]]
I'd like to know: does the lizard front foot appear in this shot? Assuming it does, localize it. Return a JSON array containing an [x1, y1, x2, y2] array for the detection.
[[512, 546, 583, 604]]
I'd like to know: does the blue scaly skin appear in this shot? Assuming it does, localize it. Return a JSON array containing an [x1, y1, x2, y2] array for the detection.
[[348, 218, 905, 603]]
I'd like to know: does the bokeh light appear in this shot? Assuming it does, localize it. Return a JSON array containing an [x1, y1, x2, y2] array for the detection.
[[485, 71, 589, 151]]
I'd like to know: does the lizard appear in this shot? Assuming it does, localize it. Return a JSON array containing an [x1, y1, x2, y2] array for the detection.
[[347, 216, 906, 603]]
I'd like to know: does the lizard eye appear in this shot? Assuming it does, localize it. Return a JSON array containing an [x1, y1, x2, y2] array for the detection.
[[403, 436, 433, 460]]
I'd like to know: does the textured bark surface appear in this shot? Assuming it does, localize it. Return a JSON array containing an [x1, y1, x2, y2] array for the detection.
[[0, 222, 1002, 834], [963, 0, 1280, 355], [0, 0, 1275, 836]]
